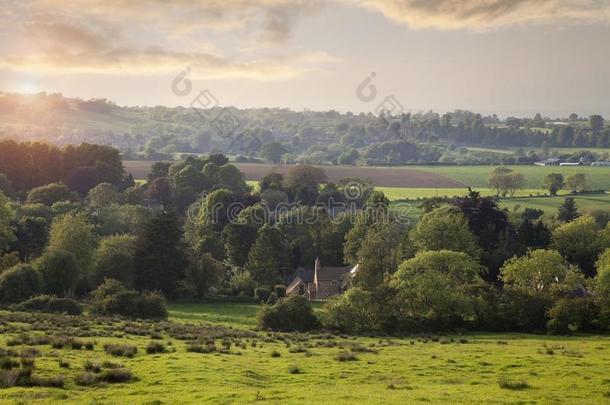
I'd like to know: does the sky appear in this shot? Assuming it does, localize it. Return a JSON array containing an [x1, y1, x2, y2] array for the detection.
[[1, 0, 610, 117]]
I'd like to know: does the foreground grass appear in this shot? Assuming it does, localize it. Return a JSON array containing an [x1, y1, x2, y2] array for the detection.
[[1, 306, 610, 404]]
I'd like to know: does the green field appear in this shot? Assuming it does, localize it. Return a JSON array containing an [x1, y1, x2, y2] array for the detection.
[[415, 165, 610, 190], [499, 193, 610, 215], [378, 187, 554, 201], [389, 193, 610, 225], [1, 305, 610, 404], [465, 146, 610, 156]]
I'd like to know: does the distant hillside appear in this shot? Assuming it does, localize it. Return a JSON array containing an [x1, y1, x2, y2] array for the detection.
[[1, 92, 609, 166]]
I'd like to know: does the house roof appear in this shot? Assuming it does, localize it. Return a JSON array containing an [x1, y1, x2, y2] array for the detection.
[[315, 266, 352, 281]]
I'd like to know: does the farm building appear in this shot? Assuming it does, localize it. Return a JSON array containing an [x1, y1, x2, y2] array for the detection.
[[534, 158, 562, 166], [286, 258, 358, 299]]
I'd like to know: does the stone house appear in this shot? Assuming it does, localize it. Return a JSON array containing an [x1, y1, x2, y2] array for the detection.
[[286, 258, 358, 300]]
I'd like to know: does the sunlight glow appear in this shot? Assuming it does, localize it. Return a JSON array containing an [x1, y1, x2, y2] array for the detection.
[[18, 81, 40, 94]]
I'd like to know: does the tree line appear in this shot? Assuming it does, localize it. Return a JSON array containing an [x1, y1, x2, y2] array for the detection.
[[0, 141, 610, 334]]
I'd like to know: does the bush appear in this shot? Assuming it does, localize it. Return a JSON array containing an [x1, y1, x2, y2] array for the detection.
[[254, 288, 271, 303], [336, 350, 358, 362], [256, 295, 319, 332], [0, 264, 44, 304], [104, 344, 137, 358], [76, 368, 133, 386], [546, 297, 599, 334], [35, 250, 80, 297], [14, 295, 83, 315], [90, 279, 167, 319], [497, 375, 530, 390], [138, 291, 168, 319], [323, 288, 380, 333], [146, 341, 166, 354]]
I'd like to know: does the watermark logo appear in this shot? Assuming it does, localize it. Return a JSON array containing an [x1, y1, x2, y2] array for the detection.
[[375, 95, 404, 116], [171, 67, 242, 137], [356, 72, 377, 102], [356, 72, 404, 118]]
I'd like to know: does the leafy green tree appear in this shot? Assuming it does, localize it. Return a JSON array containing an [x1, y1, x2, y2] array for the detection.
[[47, 213, 95, 274], [51, 200, 83, 216], [222, 223, 258, 267], [596, 249, 610, 324], [259, 172, 284, 192], [565, 173, 587, 192], [185, 188, 235, 235], [552, 215, 602, 277], [217, 164, 249, 195], [451, 190, 516, 281], [148, 177, 173, 205], [87, 182, 120, 209], [516, 217, 551, 252], [0, 173, 14, 197], [544, 173, 564, 196], [122, 185, 145, 205], [411, 207, 481, 258], [488, 167, 513, 196], [390, 250, 483, 326], [557, 197, 579, 223], [97, 204, 151, 236], [147, 161, 171, 182], [260, 142, 286, 164], [0, 252, 20, 272], [260, 189, 289, 210], [0, 191, 15, 254], [36, 249, 80, 296], [184, 252, 224, 299], [337, 148, 360, 165], [354, 222, 404, 290], [283, 165, 326, 202], [590, 114, 604, 131], [0, 264, 43, 304], [13, 216, 48, 260], [133, 210, 185, 297], [500, 249, 574, 296], [245, 224, 288, 287], [94, 234, 137, 287], [26, 183, 77, 206]]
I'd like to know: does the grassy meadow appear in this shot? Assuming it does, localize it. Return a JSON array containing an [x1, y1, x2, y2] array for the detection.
[[415, 165, 610, 190], [1, 305, 610, 404]]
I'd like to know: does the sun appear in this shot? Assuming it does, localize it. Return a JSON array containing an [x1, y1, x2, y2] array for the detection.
[[18, 81, 40, 94]]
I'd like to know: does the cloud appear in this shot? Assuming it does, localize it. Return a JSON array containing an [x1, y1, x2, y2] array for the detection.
[[0, 0, 333, 79], [351, 0, 610, 30]]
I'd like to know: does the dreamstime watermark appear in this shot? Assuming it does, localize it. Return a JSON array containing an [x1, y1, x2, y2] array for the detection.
[[356, 72, 404, 117], [171, 66, 243, 137], [186, 182, 413, 227]]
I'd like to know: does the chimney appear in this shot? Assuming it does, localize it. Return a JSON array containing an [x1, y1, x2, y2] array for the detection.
[[313, 257, 320, 297]]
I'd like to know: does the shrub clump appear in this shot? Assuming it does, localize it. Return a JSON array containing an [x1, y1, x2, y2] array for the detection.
[[0, 264, 44, 304], [145, 341, 166, 354], [256, 295, 319, 332], [76, 368, 133, 386], [497, 375, 530, 390], [103, 344, 138, 358], [90, 279, 167, 319], [336, 350, 358, 362], [14, 295, 83, 315]]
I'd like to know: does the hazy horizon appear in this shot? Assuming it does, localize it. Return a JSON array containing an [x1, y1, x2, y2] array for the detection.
[[2, 1, 610, 117]]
